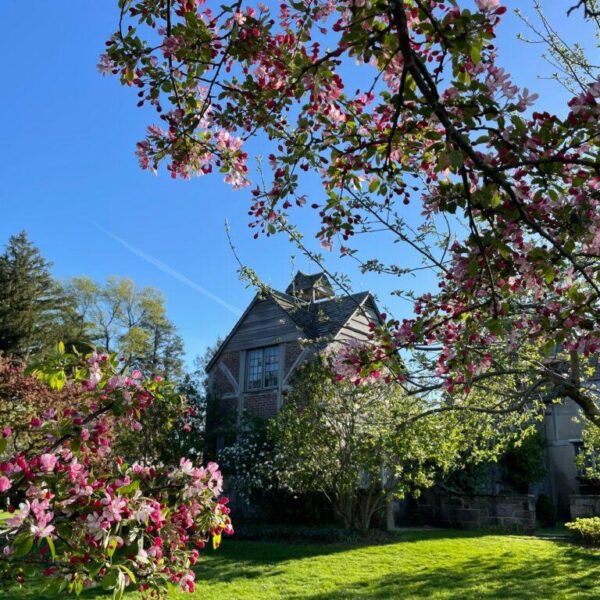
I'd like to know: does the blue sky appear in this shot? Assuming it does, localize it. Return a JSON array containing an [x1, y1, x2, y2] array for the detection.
[[0, 1, 590, 365]]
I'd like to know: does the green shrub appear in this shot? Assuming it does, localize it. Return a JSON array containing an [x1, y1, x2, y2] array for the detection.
[[566, 517, 600, 545], [232, 524, 392, 544], [536, 494, 557, 528]]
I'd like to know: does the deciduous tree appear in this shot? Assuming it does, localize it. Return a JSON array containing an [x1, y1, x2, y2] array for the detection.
[[270, 356, 533, 530], [102, 2, 599, 430]]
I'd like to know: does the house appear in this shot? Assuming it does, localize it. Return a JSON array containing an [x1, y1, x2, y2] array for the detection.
[[539, 399, 588, 518], [205, 271, 382, 450], [206, 271, 593, 524]]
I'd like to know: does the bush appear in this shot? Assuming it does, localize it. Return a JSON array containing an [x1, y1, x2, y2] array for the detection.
[[566, 517, 600, 545], [232, 524, 392, 545], [536, 494, 557, 528], [500, 432, 547, 493]]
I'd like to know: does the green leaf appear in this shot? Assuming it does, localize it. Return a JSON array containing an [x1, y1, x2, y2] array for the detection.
[[117, 480, 139, 495], [57, 341, 65, 354], [113, 571, 126, 600], [470, 43, 482, 64], [49, 370, 66, 391], [13, 534, 34, 558], [88, 562, 104, 579], [107, 536, 119, 558], [490, 192, 502, 208], [120, 565, 137, 584], [368, 178, 380, 193], [543, 268, 555, 285], [45, 536, 56, 561], [102, 569, 118, 590]]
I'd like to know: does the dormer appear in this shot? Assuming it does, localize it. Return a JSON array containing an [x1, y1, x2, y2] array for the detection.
[[285, 271, 335, 303]]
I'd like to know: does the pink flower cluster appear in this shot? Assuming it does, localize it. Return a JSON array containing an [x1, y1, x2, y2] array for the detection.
[[0, 352, 232, 597]]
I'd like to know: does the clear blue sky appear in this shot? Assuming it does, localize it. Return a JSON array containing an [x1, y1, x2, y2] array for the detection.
[[0, 1, 589, 365]]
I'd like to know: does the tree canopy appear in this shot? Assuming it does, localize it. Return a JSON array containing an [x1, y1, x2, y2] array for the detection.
[[103, 0, 600, 428]]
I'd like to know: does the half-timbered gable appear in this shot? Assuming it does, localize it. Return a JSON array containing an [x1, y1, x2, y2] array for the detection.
[[205, 272, 382, 448]]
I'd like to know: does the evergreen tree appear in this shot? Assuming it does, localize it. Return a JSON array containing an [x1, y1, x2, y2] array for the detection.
[[0, 232, 62, 357]]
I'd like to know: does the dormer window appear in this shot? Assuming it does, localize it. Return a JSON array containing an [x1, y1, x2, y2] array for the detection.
[[246, 346, 279, 391]]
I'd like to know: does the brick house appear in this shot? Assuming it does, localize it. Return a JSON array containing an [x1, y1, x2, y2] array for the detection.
[[205, 271, 382, 450], [206, 271, 595, 525]]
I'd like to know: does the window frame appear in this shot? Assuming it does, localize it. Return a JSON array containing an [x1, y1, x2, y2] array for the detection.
[[245, 345, 280, 392]]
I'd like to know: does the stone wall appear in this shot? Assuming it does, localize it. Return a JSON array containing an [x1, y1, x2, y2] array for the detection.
[[405, 488, 536, 532], [569, 495, 600, 519]]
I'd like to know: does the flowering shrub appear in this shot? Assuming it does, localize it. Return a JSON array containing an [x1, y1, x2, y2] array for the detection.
[[0, 356, 87, 456], [0, 346, 232, 598], [566, 517, 600, 545], [216, 415, 276, 506]]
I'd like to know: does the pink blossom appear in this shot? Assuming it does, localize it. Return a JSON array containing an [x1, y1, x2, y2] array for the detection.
[[0, 476, 11, 492], [97, 54, 115, 75], [39, 454, 57, 473], [30, 524, 55, 539], [7, 502, 30, 527], [475, 0, 499, 11]]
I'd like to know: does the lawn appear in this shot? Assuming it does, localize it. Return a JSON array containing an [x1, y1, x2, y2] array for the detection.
[[5, 529, 600, 599]]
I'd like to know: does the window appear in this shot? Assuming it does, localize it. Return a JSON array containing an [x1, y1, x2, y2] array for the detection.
[[246, 346, 279, 390]]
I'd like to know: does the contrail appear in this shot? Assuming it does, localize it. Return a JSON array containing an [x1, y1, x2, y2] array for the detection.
[[92, 222, 243, 317]]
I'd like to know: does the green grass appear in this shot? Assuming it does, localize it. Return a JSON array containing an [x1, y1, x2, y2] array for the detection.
[[6, 529, 600, 599]]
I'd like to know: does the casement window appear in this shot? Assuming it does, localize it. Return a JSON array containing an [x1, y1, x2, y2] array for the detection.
[[246, 346, 279, 391]]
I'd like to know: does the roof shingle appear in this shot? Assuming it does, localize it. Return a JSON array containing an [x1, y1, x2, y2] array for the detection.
[[271, 289, 372, 340]]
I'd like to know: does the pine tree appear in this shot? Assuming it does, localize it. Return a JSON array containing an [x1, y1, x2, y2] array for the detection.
[[0, 232, 60, 357]]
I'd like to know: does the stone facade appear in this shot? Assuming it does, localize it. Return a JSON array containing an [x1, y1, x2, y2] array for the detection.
[[394, 489, 536, 532], [569, 495, 600, 519]]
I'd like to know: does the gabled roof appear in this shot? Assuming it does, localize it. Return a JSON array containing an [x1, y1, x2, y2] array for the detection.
[[285, 271, 333, 296], [206, 284, 381, 372], [271, 289, 376, 340]]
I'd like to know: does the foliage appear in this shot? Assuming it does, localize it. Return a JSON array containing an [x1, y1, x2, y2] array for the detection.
[[499, 431, 547, 493], [113, 369, 206, 468], [442, 431, 546, 495], [269, 357, 535, 530], [0, 232, 187, 384], [103, 1, 600, 435], [566, 517, 600, 545], [0, 232, 75, 358], [66, 276, 185, 380], [575, 417, 600, 480], [216, 415, 275, 506], [0, 346, 232, 598], [441, 461, 496, 496], [0, 356, 87, 457]]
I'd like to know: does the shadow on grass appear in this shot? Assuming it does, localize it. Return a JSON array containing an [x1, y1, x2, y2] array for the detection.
[[6, 531, 596, 599], [196, 534, 600, 599], [287, 544, 600, 599]]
